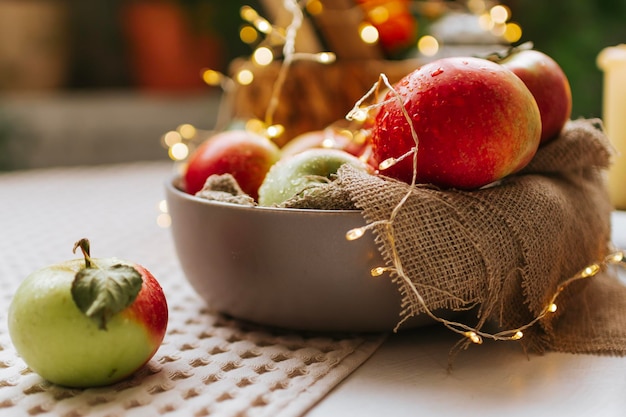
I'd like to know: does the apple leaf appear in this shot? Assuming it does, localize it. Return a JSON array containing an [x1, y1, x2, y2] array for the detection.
[[71, 263, 143, 330]]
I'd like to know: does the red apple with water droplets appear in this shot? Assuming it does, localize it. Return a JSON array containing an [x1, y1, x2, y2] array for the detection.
[[497, 47, 572, 144], [184, 130, 281, 200], [371, 56, 542, 189]]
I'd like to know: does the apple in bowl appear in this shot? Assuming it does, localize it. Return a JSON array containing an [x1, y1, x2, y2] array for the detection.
[[165, 56, 548, 333], [280, 127, 369, 159], [184, 129, 281, 200], [170, 136, 423, 331], [258, 148, 372, 207], [165, 175, 441, 332], [497, 47, 572, 143], [370, 56, 542, 189]]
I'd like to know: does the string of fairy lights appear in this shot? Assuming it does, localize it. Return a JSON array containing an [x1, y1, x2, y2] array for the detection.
[[161, 0, 523, 164], [345, 72, 626, 345], [158, 0, 626, 347]]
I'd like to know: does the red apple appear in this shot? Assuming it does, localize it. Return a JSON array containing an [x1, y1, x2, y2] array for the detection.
[[184, 130, 281, 200], [371, 56, 542, 189], [497, 48, 572, 143], [281, 127, 369, 159], [8, 239, 168, 387]]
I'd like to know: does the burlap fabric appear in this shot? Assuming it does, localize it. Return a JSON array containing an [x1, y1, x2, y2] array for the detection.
[[286, 118, 626, 355]]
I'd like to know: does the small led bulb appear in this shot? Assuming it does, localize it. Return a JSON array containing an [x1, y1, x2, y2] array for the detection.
[[465, 331, 483, 344], [370, 267, 387, 277], [379, 157, 397, 170], [581, 264, 600, 278], [346, 227, 366, 241], [511, 331, 524, 340], [350, 109, 368, 123], [609, 251, 624, 263]]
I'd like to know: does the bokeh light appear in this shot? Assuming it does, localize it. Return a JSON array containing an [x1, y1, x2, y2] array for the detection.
[[359, 23, 380, 44], [305, 0, 323, 15], [202, 69, 222, 86], [239, 25, 258, 44], [236, 69, 254, 85], [490, 5, 510, 24], [169, 142, 189, 161], [503, 22, 522, 43], [178, 124, 196, 140], [253, 47, 274, 66], [417, 35, 439, 56]]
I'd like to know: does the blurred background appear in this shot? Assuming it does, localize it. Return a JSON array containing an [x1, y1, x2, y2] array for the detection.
[[0, 0, 624, 171]]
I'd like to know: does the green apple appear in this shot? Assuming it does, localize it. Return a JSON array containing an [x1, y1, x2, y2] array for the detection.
[[258, 148, 371, 206], [7, 239, 168, 388]]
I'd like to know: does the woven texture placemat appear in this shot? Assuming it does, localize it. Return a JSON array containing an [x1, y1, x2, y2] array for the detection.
[[0, 162, 385, 417]]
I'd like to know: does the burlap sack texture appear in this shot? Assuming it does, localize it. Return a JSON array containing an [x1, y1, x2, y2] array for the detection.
[[285, 118, 626, 355]]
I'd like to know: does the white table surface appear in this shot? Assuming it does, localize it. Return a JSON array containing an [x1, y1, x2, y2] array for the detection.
[[307, 210, 626, 417], [1, 162, 624, 417]]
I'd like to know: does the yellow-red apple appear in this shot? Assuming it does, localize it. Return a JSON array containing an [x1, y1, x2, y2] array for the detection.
[[371, 56, 542, 189], [498, 48, 572, 144]]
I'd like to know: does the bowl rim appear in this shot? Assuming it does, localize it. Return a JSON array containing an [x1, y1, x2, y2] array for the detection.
[[165, 175, 364, 215]]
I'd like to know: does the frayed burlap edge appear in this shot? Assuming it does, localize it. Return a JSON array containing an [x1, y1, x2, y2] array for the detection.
[[287, 118, 626, 356]]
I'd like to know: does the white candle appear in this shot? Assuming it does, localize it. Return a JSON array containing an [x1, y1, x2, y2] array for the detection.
[[598, 45, 626, 210]]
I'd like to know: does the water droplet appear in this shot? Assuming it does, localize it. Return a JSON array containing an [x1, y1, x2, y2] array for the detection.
[[431, 68, 444, 77]]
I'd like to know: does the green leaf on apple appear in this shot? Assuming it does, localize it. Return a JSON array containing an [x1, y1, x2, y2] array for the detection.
[[71, 239, 143, 330]]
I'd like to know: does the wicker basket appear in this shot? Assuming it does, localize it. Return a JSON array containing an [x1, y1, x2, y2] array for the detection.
[[227, 58, 422, 146]]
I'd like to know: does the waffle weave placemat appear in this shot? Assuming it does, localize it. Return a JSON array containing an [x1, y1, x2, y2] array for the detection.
[[0, 162, 385, 417]]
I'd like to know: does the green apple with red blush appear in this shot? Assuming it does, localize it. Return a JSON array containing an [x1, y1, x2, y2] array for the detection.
[[258, 148, 372, 206], [370, 56, 542, 189], [8, 239, 168, 388]]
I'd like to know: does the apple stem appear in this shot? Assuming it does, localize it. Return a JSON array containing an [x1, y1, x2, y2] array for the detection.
[[483, 41, 534, 63], [70, 239, 143, 330], [73, 238, 94, 269]]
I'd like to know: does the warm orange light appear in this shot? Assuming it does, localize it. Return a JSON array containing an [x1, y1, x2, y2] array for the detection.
[[503, 22, 522, 43], [418, 35, 439, 56]]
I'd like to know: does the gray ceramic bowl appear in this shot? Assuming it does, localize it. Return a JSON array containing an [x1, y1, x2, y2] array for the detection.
[[165, 177, 433, 332]]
